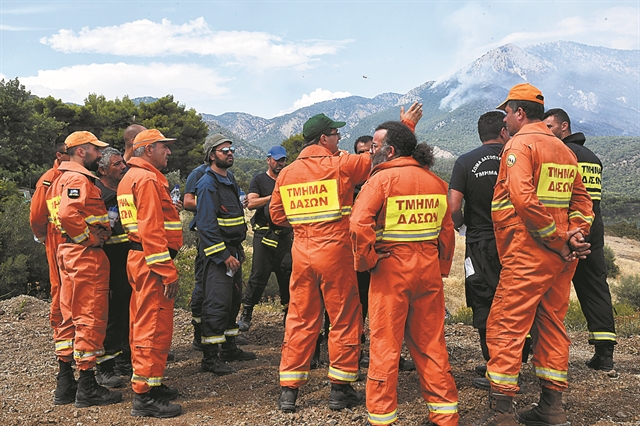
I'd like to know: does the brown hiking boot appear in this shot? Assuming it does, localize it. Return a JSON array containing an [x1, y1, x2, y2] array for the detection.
[[479, 391, 518, 426], [517, 388, 569, 426]]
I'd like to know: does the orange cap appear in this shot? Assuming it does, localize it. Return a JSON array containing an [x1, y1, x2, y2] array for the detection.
[[497, 83, 544, 110], [65, 131, 109, 149], [132, 129, 177, 149]]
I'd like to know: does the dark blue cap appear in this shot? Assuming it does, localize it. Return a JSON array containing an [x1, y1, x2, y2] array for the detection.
[[267, 146, 287, 160]]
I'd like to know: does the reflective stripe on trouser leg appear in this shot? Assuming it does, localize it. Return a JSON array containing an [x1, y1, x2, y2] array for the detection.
[[127, 250, 174, 394], [487, 224, 574, 395], [58, 244, 109, 370]]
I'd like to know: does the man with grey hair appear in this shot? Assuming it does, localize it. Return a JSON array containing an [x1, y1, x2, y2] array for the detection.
[[117, 129, 183, 418], [95, 148, 131, 386]]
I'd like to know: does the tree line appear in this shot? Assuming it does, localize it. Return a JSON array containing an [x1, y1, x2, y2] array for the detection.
[[0, 78, 210, 188]]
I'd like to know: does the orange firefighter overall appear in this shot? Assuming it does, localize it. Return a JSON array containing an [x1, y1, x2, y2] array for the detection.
[[270, 144, 371, 388], [54, 161, 111, 370], [30, 160, 76, 359], [350, 156, 459, 425], [117, 156, 182, 394], [487, 122, 593, 395]]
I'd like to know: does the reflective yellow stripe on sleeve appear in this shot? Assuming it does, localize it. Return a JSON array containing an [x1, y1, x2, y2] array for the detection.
[[569, 211, 594, 225], [164, 221, 182, 231], [145, 250, 171, 265], [217, 216, 245, 227], [204, 242, 226, 256], [491, 199, 514, 212]]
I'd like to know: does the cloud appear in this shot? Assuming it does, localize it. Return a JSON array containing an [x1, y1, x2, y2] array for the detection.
[[0, 5, 58, 15], [40, 17, 350, 69], [0, 24, 33, 31], [276, 88, 352, 116], [20, 62, 230, 110], [498, 7, 639, 50]]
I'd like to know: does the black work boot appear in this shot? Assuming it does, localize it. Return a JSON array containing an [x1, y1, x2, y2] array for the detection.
[[399, 356, 416, 372], [131, 387, 182, 418], [238, 306, 253, 332], [114, 353, 133, 377], [75, 368, 123, 408], [220, 336, 257, 361], [192, 319, 204, 351], [96, 358, 125, 388], [154, 383, 180, 401], [517, 387, 569, 426], [54, 360, 77, 405], [586, 344, 614, 371], [277, 386, 298, 413], [328, 383, 365, 410], [201, 345, 237, 375], [479, 391, 517, 426]]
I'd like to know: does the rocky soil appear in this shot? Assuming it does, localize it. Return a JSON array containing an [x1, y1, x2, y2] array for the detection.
[[1, 293, 639, 426]]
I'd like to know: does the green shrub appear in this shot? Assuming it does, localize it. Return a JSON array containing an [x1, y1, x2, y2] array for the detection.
[[603, 245, 620, 279], [564, 300, 587, 331], [0, 181, 49, 299], [446, 306, 473, 325], [613, 302, 637, 317], [174, 244, 197, 311], [613, 274, 640, 310], [605, 221, 640, 241]]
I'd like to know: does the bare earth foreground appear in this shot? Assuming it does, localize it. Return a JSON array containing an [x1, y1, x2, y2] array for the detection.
[[1, 236, 639, 425]]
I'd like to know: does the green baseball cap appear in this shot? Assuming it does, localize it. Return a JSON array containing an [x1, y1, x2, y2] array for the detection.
[[302, 113, 346, 141]]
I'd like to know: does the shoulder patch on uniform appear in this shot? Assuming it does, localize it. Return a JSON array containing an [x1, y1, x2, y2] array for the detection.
[[506, 153, 517, 167], [67, 188, 80, 199], [43, 180, 51, 186]]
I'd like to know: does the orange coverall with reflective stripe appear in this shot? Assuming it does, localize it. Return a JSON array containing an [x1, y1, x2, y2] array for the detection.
[[350, 156, 458, 426], [30, 162, 68, 342], [487, 121, 593, 396], [270, 144, 371, 388], [117, 156, 182, 394], [54, 161, 111, 370]]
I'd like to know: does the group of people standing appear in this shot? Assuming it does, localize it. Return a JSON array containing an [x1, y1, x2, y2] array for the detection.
[[29, 82, 616, 425]]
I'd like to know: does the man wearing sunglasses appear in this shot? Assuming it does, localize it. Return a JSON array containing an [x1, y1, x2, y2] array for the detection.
[[196, 134, 256, 376], [271, 113, 371, 413]]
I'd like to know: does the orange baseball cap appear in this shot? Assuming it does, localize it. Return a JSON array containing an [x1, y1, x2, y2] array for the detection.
[[497, 83, 544, 110], [64, 131, 109, 149], [132, 129, 177, 149]]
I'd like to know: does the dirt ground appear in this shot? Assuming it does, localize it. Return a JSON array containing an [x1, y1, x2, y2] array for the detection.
[[0, 296, 638, 426], [1, 235, 638, 425]]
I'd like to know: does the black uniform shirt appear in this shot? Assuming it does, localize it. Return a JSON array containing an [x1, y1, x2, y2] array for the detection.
[[449, 143, 502, 243]]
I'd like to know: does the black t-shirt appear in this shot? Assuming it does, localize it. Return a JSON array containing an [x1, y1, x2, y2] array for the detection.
[[249, 172, 276, 228], [449, 143, 502, 243]]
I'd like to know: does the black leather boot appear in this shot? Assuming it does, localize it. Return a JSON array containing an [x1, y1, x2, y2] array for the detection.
[[220, 336, 256, 361], [75, 368, 122, 408], [54, 360, 77, 405], [201, 345, 237, 375]]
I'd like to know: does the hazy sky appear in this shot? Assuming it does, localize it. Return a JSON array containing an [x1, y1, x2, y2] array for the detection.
[[1, 1, 638, 118]]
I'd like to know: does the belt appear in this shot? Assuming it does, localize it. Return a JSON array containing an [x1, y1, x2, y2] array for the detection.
[[130, 242, 178, 259]]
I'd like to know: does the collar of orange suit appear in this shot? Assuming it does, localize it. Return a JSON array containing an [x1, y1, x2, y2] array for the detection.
[[125, 156, 170, 188], [370, 156, 424, 178], [511, 121, 556, 138], [57, 160, 97, 180], [296, 144, 336, 159]]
